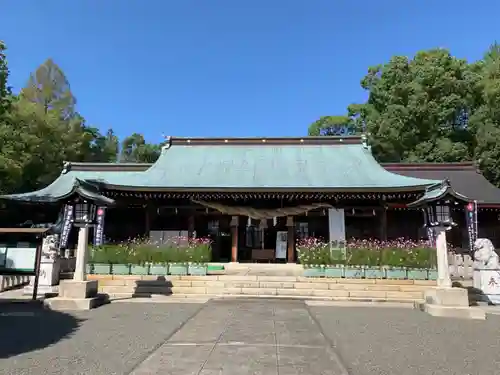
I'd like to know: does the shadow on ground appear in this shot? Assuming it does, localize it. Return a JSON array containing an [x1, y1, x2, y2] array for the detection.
[[0, 300, 82, 359], [132, 276, 173, 298], [452, 281, 487, 306]]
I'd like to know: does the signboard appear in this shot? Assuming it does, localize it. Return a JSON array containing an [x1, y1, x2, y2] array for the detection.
[[93, 207, 106, 246], [465, 201, 478, 253], [59, 204, 74, 249], [329, 208, 346, 259], [275, 231, 287, 259], [328, 208, 346, 243], [0, 228, 46, 301], [0, 243, 38, 273]]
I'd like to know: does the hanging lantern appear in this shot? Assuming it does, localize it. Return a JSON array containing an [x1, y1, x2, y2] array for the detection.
[[72, 201, 97, 225]]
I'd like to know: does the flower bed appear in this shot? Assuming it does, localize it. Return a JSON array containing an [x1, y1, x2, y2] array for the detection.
[[88, 236, 212, 276], [297, 237, 438, 280]]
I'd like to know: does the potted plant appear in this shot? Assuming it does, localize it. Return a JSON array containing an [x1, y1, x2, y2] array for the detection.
[[381, 247, 407, 279], [167, 238, 189, 275], [110, 242, 132, 275], [187, 237, 212, 276], [297, 237, 329, 277], [325, 241, 345, 278], [344, 247, 365, 279], [89, 245, 116, 274], [149, 245, 169, 275], [406, 246, 433, 280], [129, 241, 152, 275]]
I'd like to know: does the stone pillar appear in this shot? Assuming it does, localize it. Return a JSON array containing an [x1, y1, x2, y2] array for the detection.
[[73, 226, 89, 282], [230, 216, 238, 263], [286, 216, 295, 263], [435, 226, 452, 288]]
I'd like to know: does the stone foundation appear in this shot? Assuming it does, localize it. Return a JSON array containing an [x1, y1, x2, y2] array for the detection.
[[44, 280, 108, 311]]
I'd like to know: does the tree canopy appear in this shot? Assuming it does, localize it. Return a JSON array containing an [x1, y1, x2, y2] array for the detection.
[[3, 39, 500, 195], [308, 44, 500, 186], [0, 41, 160, 194]]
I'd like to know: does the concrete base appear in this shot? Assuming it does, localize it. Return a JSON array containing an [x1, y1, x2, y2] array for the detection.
[[44, 280, 106, 311], [417, 287, 484, 320], [424, 287, 469, 306], [44, 294, 109, 311], [417, 303, 486, 320], [23, 285, 58, 297], [59, 280, 98, 299]]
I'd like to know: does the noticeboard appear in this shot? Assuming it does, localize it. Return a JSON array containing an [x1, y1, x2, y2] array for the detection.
[[0, 243, 38, 274], [0, 228, 46, 276]]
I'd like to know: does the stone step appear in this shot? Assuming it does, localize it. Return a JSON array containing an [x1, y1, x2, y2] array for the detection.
[[98, 285, 425, 300], [104, 292, 422, 304], [89, 275, 434, 303], [99, 280, 429, 294], [87, 274, 437, 285]]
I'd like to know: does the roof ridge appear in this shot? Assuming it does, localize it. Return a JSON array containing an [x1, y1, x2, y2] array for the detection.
[[383, 162, 477, 171], [161, 136, 363, 147]]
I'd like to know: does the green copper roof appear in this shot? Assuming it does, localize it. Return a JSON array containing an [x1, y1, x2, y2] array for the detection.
[[1, 174, 118, 204], [1, 136, 442, 202], [101, 137, 440, 191], [407, 179, 471, 208]]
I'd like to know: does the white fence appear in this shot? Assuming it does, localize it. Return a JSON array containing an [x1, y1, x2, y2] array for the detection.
[[448, 250, 474, 280]]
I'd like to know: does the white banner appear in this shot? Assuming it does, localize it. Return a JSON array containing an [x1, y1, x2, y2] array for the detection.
[[328, 208, 346, 243], [275, 231, 288, 259]]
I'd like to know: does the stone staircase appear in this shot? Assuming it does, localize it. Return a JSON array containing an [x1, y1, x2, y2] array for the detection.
[[88, 275, 436, 304]]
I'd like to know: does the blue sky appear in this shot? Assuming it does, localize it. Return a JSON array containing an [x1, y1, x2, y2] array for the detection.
[[1, 1, 498, 143]]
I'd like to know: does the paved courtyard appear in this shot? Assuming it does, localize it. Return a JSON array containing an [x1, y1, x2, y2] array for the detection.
[[1, 299, 500, 375]]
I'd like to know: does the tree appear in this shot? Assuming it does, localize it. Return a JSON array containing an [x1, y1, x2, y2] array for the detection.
[[120, 133, 161, 163], [310, 48, 480, 162], [308, 115, 357, 136], [0, 41, 12, 118], [469, 43, 500, 186], [21, 58, 76, 119]]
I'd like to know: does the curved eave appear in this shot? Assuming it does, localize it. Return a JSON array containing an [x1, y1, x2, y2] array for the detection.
[[0, 178, 115, 206], [407, 179, 471, 208]]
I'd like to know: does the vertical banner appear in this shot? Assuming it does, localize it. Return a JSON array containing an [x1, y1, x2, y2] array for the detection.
[[93, 207, 106, 246], [328, 208, 346, 258], [328, 208, 346, 243], [275, 231, 287, 259], [59, 204, 73, 249], [465, 201, 478, 253]]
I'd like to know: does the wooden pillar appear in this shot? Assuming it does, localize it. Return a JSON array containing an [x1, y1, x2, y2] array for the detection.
[[286, 216, 295, 263], [230, 216, 239, 262], [188, 215, 195, 238], [144, 204, 151, 237], [379, 206, 387, 241]]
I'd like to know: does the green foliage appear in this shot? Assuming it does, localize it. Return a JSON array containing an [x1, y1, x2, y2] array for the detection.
[[308, 43, 500, 187], [89, 237, 213, 265], [297, 238, 436, 269], [0, 41, 160, 195]]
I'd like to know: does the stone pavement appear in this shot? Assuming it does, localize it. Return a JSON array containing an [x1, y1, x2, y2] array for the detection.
[[1, 298, 500, 375]]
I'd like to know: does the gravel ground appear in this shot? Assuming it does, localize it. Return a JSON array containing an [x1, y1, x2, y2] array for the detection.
[[1, 299, 500, 375], [0, 302, 202, 375], [310, 305, 500, 375]]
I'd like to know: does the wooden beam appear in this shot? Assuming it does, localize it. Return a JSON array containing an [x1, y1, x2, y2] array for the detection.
[[230, 216, 239, 262], [286, 216, 295, 263]]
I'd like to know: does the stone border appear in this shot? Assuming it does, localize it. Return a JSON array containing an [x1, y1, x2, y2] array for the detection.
[[88, 274, 437, 286]]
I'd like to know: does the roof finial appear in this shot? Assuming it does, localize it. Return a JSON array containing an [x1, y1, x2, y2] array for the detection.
[[161, 135, 172, 152], [361, 134, 368, 149], [62, 161, 71, 174]]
